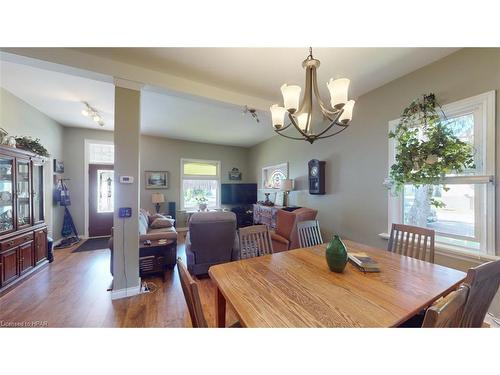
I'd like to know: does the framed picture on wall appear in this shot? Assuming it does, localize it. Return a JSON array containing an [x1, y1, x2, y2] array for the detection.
[[53, 159, 64, 174], [261, 162, 288, 190], [145, 171, 169, 189]]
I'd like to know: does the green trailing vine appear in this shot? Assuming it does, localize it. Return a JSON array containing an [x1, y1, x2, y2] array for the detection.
[[14, 136, 50, 157], [388, 94, 475, 208]]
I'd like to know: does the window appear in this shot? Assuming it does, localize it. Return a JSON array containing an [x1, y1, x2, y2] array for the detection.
[[97, 169, 114, 213], [181, 159, 221, 210], [387, 91, 495, 255], [89, 143, 114, 164]]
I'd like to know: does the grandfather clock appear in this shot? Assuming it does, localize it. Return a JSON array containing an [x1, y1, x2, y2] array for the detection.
[[308, 159, 326, 195]]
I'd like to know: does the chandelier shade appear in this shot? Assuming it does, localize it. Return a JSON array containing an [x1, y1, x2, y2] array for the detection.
[[270, 48, 355, 144]]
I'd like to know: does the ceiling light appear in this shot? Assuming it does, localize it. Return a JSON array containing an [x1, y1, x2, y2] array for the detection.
[[270, 48, 355, 144], [81, 102, 105, 127]]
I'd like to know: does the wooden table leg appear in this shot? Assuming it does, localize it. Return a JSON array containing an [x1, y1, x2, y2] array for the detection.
[[215, 287, 226, 328]]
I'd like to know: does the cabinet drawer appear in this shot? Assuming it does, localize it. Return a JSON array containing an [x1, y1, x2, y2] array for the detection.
[[1, 232, 34, 252]]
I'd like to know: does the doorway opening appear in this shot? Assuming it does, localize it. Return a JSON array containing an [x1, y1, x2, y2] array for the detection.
[[84, 140, 114, 239]]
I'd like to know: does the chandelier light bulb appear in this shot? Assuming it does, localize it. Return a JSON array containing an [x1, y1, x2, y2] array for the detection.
[[327, 78, 350, 109], [270, 104, 287, 129], [297, 113, 309, 131], [280, 84, 301, 113], [93, 115, 101, 122], [339, 100, 355, 124], [81, 109, 89, 117]]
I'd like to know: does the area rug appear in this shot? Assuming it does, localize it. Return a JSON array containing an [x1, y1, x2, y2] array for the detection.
[[72, 237, 110, 253]]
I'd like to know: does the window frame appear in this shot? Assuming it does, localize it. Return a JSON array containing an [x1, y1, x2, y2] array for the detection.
[[387, 91, 496, 256], [180, 158, 221, 211]]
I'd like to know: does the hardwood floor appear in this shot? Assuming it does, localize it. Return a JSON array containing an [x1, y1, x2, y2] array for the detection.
[[0, 236, 238, 327]]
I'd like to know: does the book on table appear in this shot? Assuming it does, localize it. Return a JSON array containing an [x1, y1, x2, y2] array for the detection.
[[348, 252, 380, 272]]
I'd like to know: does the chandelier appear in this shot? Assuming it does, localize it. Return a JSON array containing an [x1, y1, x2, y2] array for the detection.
[[269, 48, 355, 144]]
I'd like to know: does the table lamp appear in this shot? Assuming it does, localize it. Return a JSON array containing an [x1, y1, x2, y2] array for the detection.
[[151, 193, 165, 213], [281, 179, 293, 207]]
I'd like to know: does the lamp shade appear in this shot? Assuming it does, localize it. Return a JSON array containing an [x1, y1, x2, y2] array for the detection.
[[339, 100, 355, 124], [281, 179, 293, 192], [281, 84, 301, 112], [151, 193, 165, 204], [270, 104, 287, 129], [327, 78, 350, 109], [297, 113, 309, 131]]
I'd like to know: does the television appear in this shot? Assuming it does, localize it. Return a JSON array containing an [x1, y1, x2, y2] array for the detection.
[[221, 183, 257, 205]]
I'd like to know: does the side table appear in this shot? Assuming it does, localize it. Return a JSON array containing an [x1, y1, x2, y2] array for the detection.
[[139, 239, 177, 280]]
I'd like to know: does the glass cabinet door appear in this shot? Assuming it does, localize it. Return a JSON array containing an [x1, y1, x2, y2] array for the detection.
[[32, 163, 44, 223], [0, 157, 14, 233], [16, 159, 31, 228]]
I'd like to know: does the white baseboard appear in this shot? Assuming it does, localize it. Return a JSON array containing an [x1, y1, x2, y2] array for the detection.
[[111, 278, 142, 300]]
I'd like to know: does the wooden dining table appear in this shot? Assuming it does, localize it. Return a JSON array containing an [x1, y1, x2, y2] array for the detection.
[[208, 240, 467, 328]]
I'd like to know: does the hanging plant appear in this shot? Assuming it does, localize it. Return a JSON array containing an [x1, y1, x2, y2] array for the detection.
[[388, 93, 475, 208], [14, 136, 50, 157]]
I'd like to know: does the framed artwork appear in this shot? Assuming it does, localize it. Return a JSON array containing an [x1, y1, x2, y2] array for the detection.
[[228, 167, 242, 181], [53, 159, 64, 174], [261, 162, 288, 190], [145, 171, 169, 189]]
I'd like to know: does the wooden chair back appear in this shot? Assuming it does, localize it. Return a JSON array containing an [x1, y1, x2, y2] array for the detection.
[[177, 258, 208, 328], [459, 259, 500, 327], [239, 225, 273, 259], [388, 223, 435, 263], [297, 220, 323, 248], [422, 285, 469, 328]]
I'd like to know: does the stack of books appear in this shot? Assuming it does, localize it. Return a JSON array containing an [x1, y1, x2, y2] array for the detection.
[[348, 252, 380, 273]]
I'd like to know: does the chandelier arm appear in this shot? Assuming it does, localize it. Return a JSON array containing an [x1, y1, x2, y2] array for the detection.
[[315, 124, 349, 140], [274, 122, 294, 132], [273, 130, 311, 141], [312, 111, 345, 139]]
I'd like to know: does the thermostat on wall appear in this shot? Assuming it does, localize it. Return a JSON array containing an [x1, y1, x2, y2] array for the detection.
[[119, 176, 134, 184]]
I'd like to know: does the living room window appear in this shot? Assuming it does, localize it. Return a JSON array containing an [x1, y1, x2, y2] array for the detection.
[[181, 158, 221, 210], [387, 91, 496, 256]]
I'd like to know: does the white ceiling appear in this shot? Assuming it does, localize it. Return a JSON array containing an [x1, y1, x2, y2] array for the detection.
[[0, 59, 273, 146], [1, 48, 459, 147], [78, 48, 459, 101]]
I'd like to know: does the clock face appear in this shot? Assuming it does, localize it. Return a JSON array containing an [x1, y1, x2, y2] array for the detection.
[[310, 166, 319, 177]]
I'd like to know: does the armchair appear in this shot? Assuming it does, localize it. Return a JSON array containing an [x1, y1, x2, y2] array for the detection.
[[271, 208, 318, 252], [185, 211, 238, 276]]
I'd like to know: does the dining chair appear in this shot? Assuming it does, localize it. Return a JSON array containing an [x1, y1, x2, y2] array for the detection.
[[388, 223, 435, 263], [297, 220, 323, 248], [177, 257, 208, 328], [177, 258, 241, 328], [459, 259, 500, 327], [238, 224, 273, 259], [421, 285, 469, 328]]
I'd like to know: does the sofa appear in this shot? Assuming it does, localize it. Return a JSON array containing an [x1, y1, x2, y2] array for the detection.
[[271, 207, 318, 252], [185, 211, 238, 276], [109, 209, 178, 275]]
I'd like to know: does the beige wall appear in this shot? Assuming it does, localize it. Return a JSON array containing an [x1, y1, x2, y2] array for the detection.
[[248, 48, 500, 316], [62, 127, 251, 235], [0, 87, 64, 240], [139, 134, 251, 223]]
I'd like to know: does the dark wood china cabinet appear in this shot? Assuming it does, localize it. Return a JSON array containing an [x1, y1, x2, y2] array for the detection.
[[0, 145, 49, 293]]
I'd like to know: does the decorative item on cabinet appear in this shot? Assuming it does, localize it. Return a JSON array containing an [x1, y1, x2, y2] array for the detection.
[[0, 145, 49, 294], [308, 159, 326, 195]]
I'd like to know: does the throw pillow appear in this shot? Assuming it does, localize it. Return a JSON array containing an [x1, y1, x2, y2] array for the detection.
[[151, 217, 175, 229]]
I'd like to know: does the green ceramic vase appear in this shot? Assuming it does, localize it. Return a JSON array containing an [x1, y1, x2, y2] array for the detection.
[[325, 235, 348, 273]]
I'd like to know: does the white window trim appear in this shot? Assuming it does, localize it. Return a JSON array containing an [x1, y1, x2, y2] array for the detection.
[[180, 158, 221, 211], [386, 91, 496, 256]]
